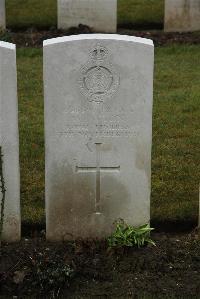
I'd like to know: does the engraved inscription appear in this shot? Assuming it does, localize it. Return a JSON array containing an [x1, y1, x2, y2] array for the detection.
[[90, 44, 108, 60], [83, 66, 113, 97], [58, 122, 137, 138], [58, 129, 136, 138], [76, 143, 120, 214], [79, 44, 120, 103]]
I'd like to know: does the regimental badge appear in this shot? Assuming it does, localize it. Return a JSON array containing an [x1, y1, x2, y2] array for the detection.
[[79, 44, 120, 103]]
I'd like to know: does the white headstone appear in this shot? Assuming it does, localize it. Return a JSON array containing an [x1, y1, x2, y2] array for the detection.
[[57, 0, 117, 33], [0, 0, 5, 29], [165, 0, 200, 32], [44, 34, 154, 241], [0, 41, 20, 242]]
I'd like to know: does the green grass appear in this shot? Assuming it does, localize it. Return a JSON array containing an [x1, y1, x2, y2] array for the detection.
[[152, 45, 200, 223], [17, 48, 44, 224], [118, 0, 164, 29], [6, 0, 57, 29], [17, 45, 200, 226], [6, 0, 164, 30]]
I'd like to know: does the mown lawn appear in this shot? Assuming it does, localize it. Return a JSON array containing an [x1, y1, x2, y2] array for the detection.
[[17, 45, 200, 226], [6, 0, 57, 29], [6, 0, 164, 30], [118, 0, 164, 29]]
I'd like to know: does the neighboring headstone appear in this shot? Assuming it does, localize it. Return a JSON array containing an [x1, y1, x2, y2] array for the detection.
[[0, 0, 5, 29], [57, 0, 117, 33], [165, 0, 200, 32], [0, 42, 20, 242], [44, 34, 154, 241]]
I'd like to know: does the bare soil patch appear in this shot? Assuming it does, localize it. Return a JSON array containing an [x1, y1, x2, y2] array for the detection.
[[0, 232, 200, 298], [1, 27, 200, 48]]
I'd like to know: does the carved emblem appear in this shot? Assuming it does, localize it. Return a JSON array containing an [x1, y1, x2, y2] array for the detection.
[[79, 44, 120, 103]]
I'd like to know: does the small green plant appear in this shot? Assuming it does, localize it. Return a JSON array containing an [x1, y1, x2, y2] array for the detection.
[[108, 220, 155, 248], [0, 147, 6, 245]]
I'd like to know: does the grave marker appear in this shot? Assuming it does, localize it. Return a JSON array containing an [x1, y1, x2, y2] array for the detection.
[[0, 0, 5, 29], [165, 0, 200, 32], [44, 34, 154, 241], [0, 41, 20, 242], [57, 0, 117, 33]]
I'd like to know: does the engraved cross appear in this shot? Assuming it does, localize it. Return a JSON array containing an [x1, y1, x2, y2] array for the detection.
[[76, 143, 120, 214]]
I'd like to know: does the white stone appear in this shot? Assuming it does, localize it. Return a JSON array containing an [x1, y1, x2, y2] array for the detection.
[[0, 41, 20, 242], [165, 0, 200, 32], [44, 34, 154, 241], [57, 0, 117, 33], [0, 0, 5, 29]]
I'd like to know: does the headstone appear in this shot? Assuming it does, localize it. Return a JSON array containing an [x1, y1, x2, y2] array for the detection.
[[0, 0, 5, 29], [57, 0, 117, 33], [0, 41, 20, 242], [165, 0, 200, 32], [44, 34, 154, 241]]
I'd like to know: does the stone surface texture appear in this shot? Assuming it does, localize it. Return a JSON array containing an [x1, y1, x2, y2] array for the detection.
[[0, 0, 5, 29], [0, 41, 20, 242], [57, 0, 117, 33], [165, 0, 200, 32], [44, 34, 154, 241]]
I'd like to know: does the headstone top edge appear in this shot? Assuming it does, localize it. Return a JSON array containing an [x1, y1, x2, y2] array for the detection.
[[43, 34, 154, 47], [0, 41, 15, 50]]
